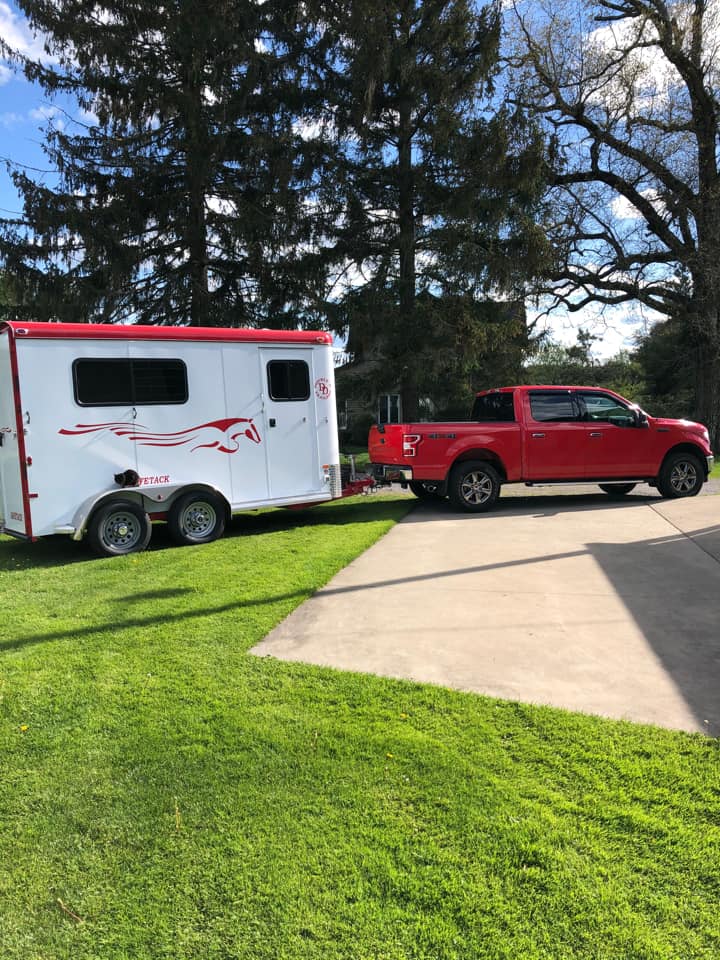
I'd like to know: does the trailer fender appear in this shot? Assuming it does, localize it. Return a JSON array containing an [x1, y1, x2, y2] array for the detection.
[[70, 482, 227, 541]]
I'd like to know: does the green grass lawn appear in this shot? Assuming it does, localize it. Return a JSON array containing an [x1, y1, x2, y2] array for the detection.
[[1, 495, 719, 960]]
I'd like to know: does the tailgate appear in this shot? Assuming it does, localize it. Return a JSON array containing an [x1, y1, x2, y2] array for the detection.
[[368, 423, 411, 464]]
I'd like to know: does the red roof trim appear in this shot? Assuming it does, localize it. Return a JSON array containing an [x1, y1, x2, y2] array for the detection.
[[0, 321, 333, 346]]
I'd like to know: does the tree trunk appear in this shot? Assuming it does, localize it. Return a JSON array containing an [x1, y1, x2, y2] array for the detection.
[[186, 54, 210, 327], [692, 324, 720, 450], [397, 94, 417, 420]]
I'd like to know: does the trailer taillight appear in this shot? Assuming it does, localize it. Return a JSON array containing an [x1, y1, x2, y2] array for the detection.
[[402, 434, 421, 457]]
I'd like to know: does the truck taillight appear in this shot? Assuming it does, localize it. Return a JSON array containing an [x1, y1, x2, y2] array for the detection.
[[402, 434, 421, 457]]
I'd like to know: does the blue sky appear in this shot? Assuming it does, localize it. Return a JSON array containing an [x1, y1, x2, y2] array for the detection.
[[0, 1, 67, 216]]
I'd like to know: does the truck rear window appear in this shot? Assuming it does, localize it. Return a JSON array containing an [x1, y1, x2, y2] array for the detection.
[[471, 393, 516, 421], [73, 358, 188, 406]]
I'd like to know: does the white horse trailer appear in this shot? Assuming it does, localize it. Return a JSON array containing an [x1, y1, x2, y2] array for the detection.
[[0, 321, 355, 556]]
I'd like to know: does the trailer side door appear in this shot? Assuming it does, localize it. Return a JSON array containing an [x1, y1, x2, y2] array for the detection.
[[261, 348, 320, 500]]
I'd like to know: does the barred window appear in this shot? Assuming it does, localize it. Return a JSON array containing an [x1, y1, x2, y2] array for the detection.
[[267, 360, 310, 401]]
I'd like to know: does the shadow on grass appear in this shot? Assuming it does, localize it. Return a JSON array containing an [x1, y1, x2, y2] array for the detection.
[[0, 588, 312, 653], [0, 496, 412, 571], [0, 545, 599, 653], [113, 587, 195, 603]]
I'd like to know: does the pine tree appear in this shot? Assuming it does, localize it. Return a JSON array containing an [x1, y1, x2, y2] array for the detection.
[[0, 0, 329, 326], [318, 0, 550, 418]]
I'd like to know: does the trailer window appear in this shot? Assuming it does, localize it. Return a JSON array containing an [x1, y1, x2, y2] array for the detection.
[[73, 359, 188, 406], [131, 360, 188, 404], [267, 360, 310, 401]]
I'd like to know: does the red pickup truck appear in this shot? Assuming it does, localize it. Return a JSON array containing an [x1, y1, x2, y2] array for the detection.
[[369, 385, 715, 511]]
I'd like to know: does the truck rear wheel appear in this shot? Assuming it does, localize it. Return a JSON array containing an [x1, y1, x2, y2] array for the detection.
[[658, 452, 704, 499], [449, 461, 501, 512], [598, 483, 636, 497], [167, 490, 227, 546], [87, 499, 152, 557]]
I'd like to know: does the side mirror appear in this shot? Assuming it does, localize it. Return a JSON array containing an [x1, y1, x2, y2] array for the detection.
[[635, 409, 649, 428]]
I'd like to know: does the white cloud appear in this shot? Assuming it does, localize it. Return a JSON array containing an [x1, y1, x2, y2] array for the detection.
[[527, 298, 660, 360], [0, 110, 23, 127], [610, 195, 641, 221], [206, 195, 237, 217], [0, 1, 50, 62], [76, 106, 99, 126], [30, 104, 60, 121], [0, 63, 11, 85]]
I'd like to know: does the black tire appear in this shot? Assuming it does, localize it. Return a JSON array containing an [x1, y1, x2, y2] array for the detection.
[[408, 480, 444, 501], [657, 452, 704, 499], [448, 461, 501, 512], [87, 499, 152, 557], [598, 483, 636, 497], [167, 490, 227, 546]]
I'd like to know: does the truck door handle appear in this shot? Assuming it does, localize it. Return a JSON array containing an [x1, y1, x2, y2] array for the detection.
[[589, 432, 603, 438], [531, 432, 545, 439], [269, 418, 276, 427]]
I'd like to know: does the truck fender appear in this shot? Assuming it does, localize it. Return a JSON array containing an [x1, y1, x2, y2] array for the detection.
[[659, 442, 712, 478], [447, 448, 508, 483]]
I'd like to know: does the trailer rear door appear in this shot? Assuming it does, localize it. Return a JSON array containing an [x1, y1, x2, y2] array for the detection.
[[0, 330, 31, 537]]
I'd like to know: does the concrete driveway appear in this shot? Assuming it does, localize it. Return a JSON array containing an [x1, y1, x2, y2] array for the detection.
[[252, 487, 720, 735]]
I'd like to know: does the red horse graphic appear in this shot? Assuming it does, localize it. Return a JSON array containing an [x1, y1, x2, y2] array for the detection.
[[59, 417, 262, 454]]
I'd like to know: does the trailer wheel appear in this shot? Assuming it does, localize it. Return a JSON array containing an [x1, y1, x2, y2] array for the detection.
[[448, 461, 501, 512], [167, 491, 227, 546], [87, 499, 152, 557]]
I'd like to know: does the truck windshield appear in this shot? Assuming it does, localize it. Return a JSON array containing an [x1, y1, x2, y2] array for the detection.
[[471, 393, 515, 422]]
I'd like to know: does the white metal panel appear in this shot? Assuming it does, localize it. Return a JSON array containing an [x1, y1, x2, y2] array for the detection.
[[0, 331, 29, 536], [221, 342, 269, 506], [128, 340, 232, 503], [19, 339, 135, 536], [310, 343, 341, 485]]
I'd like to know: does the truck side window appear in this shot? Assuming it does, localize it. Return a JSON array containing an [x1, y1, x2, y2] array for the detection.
[[267, 360, 310, 401], [578, 392, 635, 426], [73, 359, 188, 406], [529, 392, 578, 422], [471, 393, 515, 421]]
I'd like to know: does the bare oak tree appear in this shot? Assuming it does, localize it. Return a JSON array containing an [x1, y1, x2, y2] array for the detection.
[[509, 0, 720, 444]]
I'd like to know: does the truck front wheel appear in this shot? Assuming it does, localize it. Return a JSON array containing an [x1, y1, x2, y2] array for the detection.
[[658, 452, 704, 499], [87, 499, 152, 557], [449, 461, 501, 512], [167, 490, 227, 546]]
